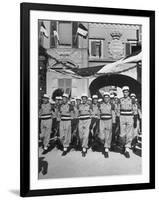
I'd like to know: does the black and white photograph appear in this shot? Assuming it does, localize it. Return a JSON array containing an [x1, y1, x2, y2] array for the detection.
[[20, 3, 155, 197], [38, 19, 142, 179]]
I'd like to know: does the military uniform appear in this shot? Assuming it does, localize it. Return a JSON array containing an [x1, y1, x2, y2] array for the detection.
[[78, 102, 92, 149], [53, 100, 61, 137], [71, 100, 80, 147], [39, 100, 53, 149], [119, 96, 134, 149], [99, 101, 115, 149], [112, 99, 120, 144], [59, 102, 73, 149]]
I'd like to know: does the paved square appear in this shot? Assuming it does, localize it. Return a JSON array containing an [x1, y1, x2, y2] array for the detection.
[[39, 147, 141, 179]]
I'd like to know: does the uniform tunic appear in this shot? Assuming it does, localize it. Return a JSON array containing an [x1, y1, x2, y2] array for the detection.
[[119, 97, 134, 148], [59, 103, 73, 148], [99, 102, 115, 148], [78, 103, 92, 148], [39, 103, 52, 147]]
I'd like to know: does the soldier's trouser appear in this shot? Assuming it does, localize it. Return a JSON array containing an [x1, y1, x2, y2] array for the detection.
[[99, 119, 112, 148], [120, 115, 134, 148], [41, 118, 52, 147], [60, 120, 71, 148], [78, 119, 91, 148]]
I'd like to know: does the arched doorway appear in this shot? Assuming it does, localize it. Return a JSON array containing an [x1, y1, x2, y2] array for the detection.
[[89, 73, 141, 100]]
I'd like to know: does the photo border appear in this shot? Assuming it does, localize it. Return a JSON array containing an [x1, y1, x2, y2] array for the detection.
[[20, 2, 155, 197]]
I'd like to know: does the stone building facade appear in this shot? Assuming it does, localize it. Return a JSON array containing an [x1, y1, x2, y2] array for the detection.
[[39, 20, 141, 99]]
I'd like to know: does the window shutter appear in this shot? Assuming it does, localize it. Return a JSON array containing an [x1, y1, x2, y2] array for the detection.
[[125, 43, 131, 56], [72, 22, 78, 48], [50, 21, 57, 48]]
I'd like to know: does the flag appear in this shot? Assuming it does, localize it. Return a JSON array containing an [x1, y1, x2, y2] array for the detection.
[[77, 23, 88, 38], [97, 58, 124, 74], [97, 51, 142, 74], [40, 22, 49, 38]]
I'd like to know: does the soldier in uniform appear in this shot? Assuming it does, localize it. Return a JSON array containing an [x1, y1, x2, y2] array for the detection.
[[98, 92, 115, 158], [58, 96, 63, 106], [118, 86, 135, 158], [59, 93, 74, 156], [90, 95, 100, 145], [78, 94, 92, 157], [109, 93, 116, 146], [130, 93, 138, 148], [112, 95, 120, 146], [98, 98, 103, 105], [54, 96, 61, 138], [49, 99, 56, 139], [110, 93, 115, 105], [39, 94, 53, 154], [55, 96, 59, 105], [130, 93, 138, 129], [76, 96, 81, 108], [70, 98, 79, 147], [87, 97, 92, 106]]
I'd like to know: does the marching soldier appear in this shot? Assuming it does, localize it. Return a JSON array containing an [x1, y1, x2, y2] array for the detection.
[[49, 99, 57, 139], [98, 92, 115, 158], [130, 93, 138, 129], [130, 93, 138, 148], [59, 93, 74, 156], [136, 99, 142, 133], [118, 86, 135, 158], [78, 94, 92, 157], [110, 93, 116, 146], [39, 94, 53, 154], [54, 96, 61, 138], [90, 95, 100, 144], [70, 98, 79, 147], [55, 96, 59, 105], [87, 97, 92, 106], [98, 98, 103, 105], [110, 93, 115, 105], [58, 96, 63, 106], [112, 95, 120, 146], [76, 96, 81, 108]]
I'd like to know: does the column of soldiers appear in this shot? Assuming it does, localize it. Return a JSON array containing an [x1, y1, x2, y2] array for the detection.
[[39, 86, 141, 158]]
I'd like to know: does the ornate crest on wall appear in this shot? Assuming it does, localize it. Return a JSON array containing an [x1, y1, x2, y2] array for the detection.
[[108, 32, 124, 60]]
